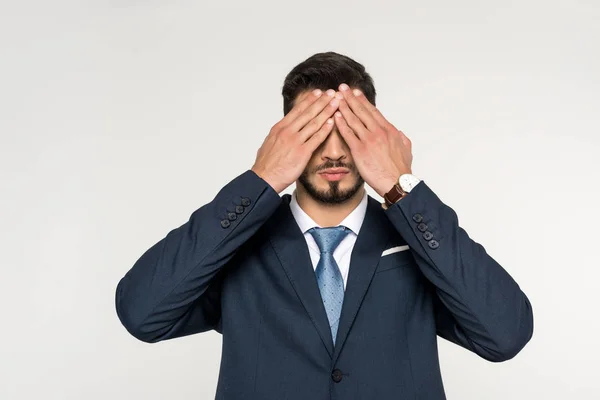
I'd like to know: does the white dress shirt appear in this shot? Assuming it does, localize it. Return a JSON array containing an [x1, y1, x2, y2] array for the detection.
[[289, 188, 368, 290]]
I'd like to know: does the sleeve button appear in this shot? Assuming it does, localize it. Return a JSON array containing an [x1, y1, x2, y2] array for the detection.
[[235, 205, 245, 214], [220, 220, 231, 228], [241, 197, 251, 207], [428, 239, 439, 249], [417, 222, 428, 232], [412, 213, 423, 223], [227, 212, 237, 221], [423, 231, 434, 240]]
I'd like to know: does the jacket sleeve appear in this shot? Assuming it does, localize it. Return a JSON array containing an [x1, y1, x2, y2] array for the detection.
[[384, 181, 534, 362], [115, 169, 282, 343]]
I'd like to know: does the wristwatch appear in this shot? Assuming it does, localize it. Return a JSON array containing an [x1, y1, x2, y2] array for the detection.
[[382, 174, 422, 209]]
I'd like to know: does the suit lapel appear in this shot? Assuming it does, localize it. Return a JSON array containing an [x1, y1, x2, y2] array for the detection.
[[332, 196, 392, 364], [265, 193, 393, 361], [266, 194, 335, 357]]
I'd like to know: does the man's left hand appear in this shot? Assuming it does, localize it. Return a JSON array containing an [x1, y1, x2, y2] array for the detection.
[[334, 83, 413, 198]]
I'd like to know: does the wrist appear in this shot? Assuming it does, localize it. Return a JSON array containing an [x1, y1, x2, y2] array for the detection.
[[378, 169, 412, 198], [251, 167, 286, 194], [377, 177, 400, 198], [381, 172, 421, 208]]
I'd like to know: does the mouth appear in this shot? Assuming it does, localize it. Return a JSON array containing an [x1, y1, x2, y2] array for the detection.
[[318, 168, 349, 181]]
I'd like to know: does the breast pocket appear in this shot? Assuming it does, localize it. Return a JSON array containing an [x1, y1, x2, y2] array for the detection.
[[375, 249, 414, 273]]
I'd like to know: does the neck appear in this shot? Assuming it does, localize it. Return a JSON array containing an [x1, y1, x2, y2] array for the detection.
[[295, 185, 366, 227]]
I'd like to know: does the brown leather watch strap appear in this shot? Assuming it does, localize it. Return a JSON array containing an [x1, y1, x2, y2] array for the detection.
[[383, 183, 407, 208]]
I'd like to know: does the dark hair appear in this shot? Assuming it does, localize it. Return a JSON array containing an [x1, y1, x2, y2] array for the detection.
[[281, 51, 376, 115]]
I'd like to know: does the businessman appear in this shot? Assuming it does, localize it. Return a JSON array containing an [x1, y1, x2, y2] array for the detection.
[[115, 51, 534, 399]]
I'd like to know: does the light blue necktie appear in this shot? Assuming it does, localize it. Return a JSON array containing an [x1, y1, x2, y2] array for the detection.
[[308, 226, 351, 344]]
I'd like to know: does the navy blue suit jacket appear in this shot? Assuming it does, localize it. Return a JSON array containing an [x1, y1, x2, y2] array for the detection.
[[115, 170, 533, 399]]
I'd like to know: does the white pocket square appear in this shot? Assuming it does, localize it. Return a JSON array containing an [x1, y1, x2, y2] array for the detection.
[[381, 245, 410, 257]]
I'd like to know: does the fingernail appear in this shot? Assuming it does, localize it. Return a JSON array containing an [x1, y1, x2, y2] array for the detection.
[[353, 89, 362, 96], [327, 118, 333, 124], [313, 89, 322, 96], [326, 89, 335, 97], [335, 112, 342, 118], [340, 83, 349, 91], [335, 92, 343, 99], [330, 98, 339, 107]]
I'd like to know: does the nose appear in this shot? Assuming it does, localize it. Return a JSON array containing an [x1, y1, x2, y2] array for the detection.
[[320, 128, 348, 163]]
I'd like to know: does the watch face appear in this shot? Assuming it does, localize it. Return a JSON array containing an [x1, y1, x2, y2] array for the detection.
[[400, 174, 421, 192]]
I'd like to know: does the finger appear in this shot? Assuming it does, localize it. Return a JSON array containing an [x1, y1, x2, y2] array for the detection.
[[298, 95, 340, 142], [353, 90, 408, 142], [304, 117, 335, 152], [334, 111, 361, 150], [276, 88, 325, 129], [287, 89, 337, 133], [339, 83, 379, 132], [352, 89, 389, 129], [338, 99, 369, 140]]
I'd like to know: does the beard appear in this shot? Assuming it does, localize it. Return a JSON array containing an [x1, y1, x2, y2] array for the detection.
[[298, 161, 365, 205]]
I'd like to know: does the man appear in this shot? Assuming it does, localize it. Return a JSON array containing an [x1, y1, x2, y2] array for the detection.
[[115, 52, 533, 399]]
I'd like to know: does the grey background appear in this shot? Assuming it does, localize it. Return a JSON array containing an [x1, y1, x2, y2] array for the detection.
[[1, 0, 599, 398]]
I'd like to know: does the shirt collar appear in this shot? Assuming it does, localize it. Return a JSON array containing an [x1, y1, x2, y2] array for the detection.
[[289, 188, 368, 235]]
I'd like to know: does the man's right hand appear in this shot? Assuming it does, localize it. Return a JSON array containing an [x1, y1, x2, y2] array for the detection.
[[251, 88, 340, 193]]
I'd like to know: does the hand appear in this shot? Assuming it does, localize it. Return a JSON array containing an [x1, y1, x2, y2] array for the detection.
[[334, 83, 413, 198], [252, 88, 340, 193]]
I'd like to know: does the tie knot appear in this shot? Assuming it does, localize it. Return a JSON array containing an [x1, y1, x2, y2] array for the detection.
[[308, 226, 350, 254]]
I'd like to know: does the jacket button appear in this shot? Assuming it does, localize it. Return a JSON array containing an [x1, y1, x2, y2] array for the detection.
[[220, 219, 231, 228], [227, 212, 237, 221], [235, 205, 245, 214], [412, 213, 423, 223], [417, 222, 428, 232], [241, 197, 251, 207], [423, 231, 434, 240], [428, 239, 439, 249], [331, 369, 343, 383]]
